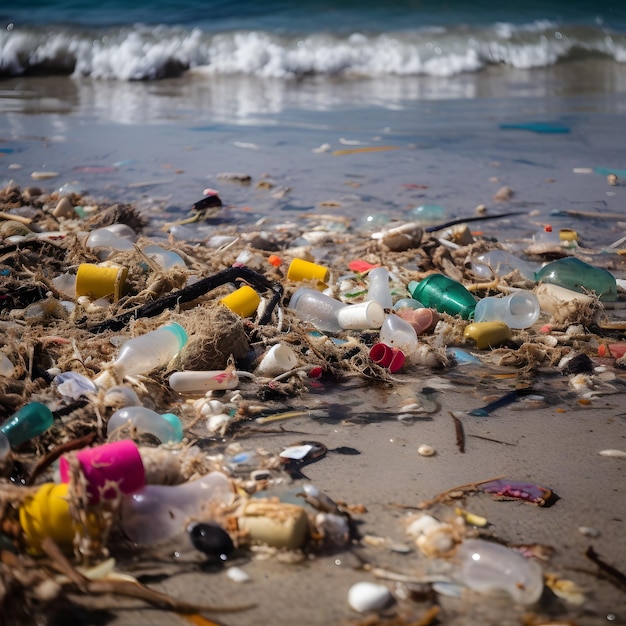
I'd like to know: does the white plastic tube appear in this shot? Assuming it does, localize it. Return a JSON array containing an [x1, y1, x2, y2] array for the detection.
[[337, 301, 385, 330], [169, 370, 239, 394]]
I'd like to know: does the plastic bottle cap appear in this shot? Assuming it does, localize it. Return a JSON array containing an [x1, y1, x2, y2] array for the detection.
[[75, 263, 128, 302], [286, 258, 330, 285], [337, 301, 385, 330], [163, 322, 189, 350], [59, 439, 146, 504], [220, 285, 261, 317], [464, 321, 512, 349], [0, 402, 54, 448]]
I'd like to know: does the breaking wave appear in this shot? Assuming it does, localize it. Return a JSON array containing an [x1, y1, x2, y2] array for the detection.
[[1, 21, 625, 81]]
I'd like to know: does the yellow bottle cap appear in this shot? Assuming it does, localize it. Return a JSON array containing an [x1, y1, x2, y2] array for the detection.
[[19, 483, 100, 554], [558, 228, 578, 242], [75, 263, 128, 302], [286, 258, 330, 285], [220, 285, 261, 318], [464, 321, 512, 349]]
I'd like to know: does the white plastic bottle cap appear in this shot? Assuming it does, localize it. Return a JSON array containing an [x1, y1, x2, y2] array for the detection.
[[255, 344, 299, 377], [337, 301, 385, 330]]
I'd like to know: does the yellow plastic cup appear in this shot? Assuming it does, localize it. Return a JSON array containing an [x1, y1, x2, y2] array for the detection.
[[464, 321, 512, 349], [286, 258, 330, 285], [19, 482, 100, 554], [75, 263, 128, 302], [220, 285, 261, 318]]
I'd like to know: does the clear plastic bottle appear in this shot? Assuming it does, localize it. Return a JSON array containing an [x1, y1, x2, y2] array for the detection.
[[107, 406, 183, 443], [288, 287, 346, 333], [379, 314, 418, 353], [120, 471, 234, 545], [141, 244, 187, 270], [106, 322, 188, 379], [452, 538, 543, 604], [366, 267, 393, 309], [473, 292, 540, 329], [471, 250, 536, 281]]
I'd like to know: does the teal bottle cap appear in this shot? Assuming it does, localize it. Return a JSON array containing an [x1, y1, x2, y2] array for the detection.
[[161, 413, 184, 443], [163, 322, 189, 350], [0, 402, 54, 448]]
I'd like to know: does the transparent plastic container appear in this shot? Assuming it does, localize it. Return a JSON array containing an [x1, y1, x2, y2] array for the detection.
[[452, 538, 543, 604], [366, 267, 393, 309], [107, 406, 183, 443], [379, 315, 418, 353], [288, 288, 346, 333], [120, 471, 234, 544], [473, 292, 540, 329], [107, 323, 188, 379], [141, 244, 187, 270], [471, 250, 536, 281]]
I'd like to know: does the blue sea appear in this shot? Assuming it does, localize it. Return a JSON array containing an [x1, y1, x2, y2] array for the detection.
[[2, 0, 626, 80]]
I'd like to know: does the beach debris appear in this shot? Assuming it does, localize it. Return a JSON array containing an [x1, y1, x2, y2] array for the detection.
[[598, 449, 626, 458], [332, 145, 399, 156], [216, 172, 252, 183], [417, 444, 436, 457], [347, 581, 394, 613], [188, 522, 235, 561], [585, 546, 626, 589], [480, 478, 556, 506], [468, 388, 528, 417], [449, 411, 465, 452]]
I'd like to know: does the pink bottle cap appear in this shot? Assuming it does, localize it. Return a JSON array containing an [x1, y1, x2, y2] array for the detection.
[[59, 439, 145, 504]]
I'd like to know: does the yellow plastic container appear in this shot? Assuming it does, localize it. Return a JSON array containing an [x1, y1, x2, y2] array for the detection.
[[75, 263, 128, 302], [286, 258, 329, 286], [19, 482, 100, 554], [220, 285, 261, 318], [464, 321, 512, 349]]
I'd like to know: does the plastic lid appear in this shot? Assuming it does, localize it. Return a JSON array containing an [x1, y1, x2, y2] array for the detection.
[[163, 322, 188, 350], [161, 413, 184, 443]]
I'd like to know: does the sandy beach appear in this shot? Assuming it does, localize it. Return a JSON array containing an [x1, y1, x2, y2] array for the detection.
[[1, 60, 626, 626]]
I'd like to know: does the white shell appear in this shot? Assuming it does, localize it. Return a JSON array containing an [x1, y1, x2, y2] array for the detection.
[[226, 567, 251, 583], [347, 581, 393, 613], [598, 449, 626, 458], [417, 444, 436, 457]]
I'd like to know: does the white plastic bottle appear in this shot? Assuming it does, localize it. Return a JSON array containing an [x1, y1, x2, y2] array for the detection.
[[96, 323, 188, 385]]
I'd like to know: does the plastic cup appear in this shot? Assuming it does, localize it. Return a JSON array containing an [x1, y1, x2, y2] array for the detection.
[[75, 263, 128, 302], [473, 292, 540, 329], [220, 285, 261, 317], [286, 258, 330, 285], [255, 344, 299, 377], [408, 274, 477, 319], [59, 439, 146, 504], [369, 343, 405, 372], [337, 301, 385, 330]]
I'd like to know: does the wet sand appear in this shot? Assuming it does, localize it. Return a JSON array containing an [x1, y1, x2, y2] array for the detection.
[[1, 67, 626, 625]]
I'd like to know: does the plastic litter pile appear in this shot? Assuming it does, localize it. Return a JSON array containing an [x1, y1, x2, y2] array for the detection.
[[0, 180, 625, 624]]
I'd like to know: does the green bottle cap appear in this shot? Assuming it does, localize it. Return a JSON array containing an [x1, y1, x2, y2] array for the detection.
[[0, 402, 54, 448], [161, 413, 184, 443], [408, 274, 477, 319], [163, 322, 189, 350]]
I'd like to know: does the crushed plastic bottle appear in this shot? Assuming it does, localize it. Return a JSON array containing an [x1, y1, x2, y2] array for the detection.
[[120, 471, 234, 545], [452, 538, 543, 604], [470, 250, 536, 281]]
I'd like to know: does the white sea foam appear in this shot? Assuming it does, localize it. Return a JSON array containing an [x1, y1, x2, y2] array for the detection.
[[0, 22, 624, 81]]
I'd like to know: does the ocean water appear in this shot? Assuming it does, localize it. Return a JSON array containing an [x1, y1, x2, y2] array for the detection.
[[1, 0, 626, 80]]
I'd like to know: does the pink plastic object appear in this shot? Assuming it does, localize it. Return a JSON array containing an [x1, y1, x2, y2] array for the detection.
[[369, 343, 405, 373], [59, 439, 145, 504]]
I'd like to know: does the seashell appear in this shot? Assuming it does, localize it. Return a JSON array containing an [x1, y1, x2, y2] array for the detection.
[[206, 413, 233, 434], [347, 581, 393, 613], [53, 197, 76, 219], [416, 526, 456, 557], [493, 185, 513, 202], [0, 220, 31, 238], [578, 526, 600, 538], [417, 444, 436, 457], [226, 566, 251, 583], [598, 449, 626, 458]]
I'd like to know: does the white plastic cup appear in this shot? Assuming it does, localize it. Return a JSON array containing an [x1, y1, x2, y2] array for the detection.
[[288, 287, 346, 333], [473, 292, 540, 329], [337, 301, 385, 330], [255, 344, 299, 377], [366, 267, 393, 309]]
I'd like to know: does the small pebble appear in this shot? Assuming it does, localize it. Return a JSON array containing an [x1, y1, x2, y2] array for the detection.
[[578, 526, 600, 538], [226, 566, 251, 583], [31, 171, 59, 180], [417, 444, 436, 457], [348, 581, 393, 613], [598, 449, 626, 458]]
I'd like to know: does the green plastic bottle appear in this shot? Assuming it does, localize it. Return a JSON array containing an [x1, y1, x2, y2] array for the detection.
[[535, 257, 617, 301], [0, 402, 54, 459]]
